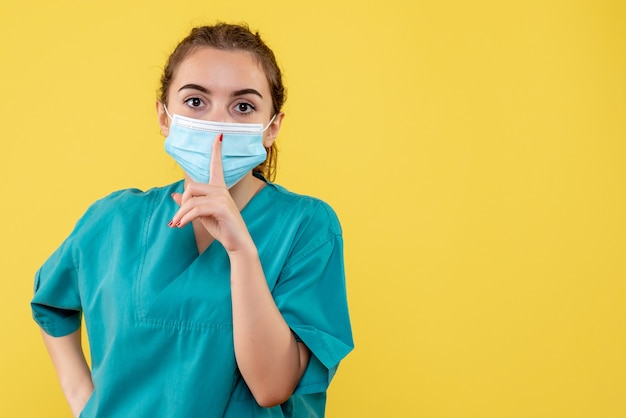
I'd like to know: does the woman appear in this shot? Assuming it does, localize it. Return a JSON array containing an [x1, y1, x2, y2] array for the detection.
[[32, 23, 353, 417]]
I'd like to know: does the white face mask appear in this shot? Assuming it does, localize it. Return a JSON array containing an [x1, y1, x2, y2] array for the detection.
[[163, 106, 276, 187]]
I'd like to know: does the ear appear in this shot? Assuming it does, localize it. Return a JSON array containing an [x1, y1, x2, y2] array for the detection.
[[156, 101, 170, 136], [263, 112, 285, 148]]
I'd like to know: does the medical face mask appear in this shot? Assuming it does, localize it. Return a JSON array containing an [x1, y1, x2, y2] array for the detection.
[[163, 107, 275, 187]]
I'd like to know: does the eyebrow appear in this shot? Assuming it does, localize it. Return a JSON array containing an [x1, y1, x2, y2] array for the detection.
[[178, 84, 263, 99], [233, 88, 263, 99], [178, 84, 210, 94]]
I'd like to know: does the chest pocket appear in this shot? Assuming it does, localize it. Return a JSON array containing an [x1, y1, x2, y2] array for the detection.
[[136, 222, 234, 332]]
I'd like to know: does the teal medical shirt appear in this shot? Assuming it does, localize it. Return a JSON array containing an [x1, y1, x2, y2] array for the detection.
[[32, 178, 353, 417]]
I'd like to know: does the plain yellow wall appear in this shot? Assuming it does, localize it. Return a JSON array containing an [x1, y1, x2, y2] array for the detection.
[[2, 0, 625, 417]]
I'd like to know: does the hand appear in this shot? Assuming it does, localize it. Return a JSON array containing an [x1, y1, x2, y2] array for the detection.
[[69, 388, 93, 418], [168, 133, 253, 253]]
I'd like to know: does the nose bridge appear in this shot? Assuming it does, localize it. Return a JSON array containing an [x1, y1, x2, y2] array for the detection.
[[205, 100, 229, 122]]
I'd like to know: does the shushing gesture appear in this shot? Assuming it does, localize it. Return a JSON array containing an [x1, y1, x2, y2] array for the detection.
[[168, 133, 253, 254]]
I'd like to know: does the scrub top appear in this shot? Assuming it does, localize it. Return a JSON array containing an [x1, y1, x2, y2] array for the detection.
[[31, 177, 353, 417]]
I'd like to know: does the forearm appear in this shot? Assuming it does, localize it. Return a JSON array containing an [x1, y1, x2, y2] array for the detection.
[[41, 328, 94, 417], [229, 245, 310, 408]]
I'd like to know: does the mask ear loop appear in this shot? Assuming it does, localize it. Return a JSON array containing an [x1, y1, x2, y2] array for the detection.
[[262, 114, 278, 132], [163, 103, 173, 120]]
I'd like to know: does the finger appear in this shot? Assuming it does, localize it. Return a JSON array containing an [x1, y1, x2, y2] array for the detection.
[[171, 192, 183, 206], [168, 196, 220, 228], [175, 203, 212, 228], [209, 133, 226, 187], [168, 186, 223, 227], [171, 204, 202, 228], [168, 196, 201, 228], [179, 181, 215, 206], [167, 192, 183, 227], [169, 189, 200, 227], [180, 180, 198, 205]]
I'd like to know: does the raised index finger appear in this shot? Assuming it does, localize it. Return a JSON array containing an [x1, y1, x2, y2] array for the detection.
[[209, 133, 226, 186]]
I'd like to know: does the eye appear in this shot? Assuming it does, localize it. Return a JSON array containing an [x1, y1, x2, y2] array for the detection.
[[234, 102, 256, 114], [184, 97, 205, 109]]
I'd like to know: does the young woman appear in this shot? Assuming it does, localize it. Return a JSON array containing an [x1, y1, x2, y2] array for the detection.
[[32, 23, 353, 417]]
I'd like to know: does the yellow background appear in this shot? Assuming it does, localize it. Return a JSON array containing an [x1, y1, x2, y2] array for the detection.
[[1, 0, 625, 417]]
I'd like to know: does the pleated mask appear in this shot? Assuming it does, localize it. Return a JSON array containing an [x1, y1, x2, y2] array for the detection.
[[163, 107, 275, 187]]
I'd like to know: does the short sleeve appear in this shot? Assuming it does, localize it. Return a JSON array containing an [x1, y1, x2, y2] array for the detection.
[[31, 199, 105, 338], [272, 203, 354, 395], [31, 234, 82, 337], [31, 190, 135, 336]]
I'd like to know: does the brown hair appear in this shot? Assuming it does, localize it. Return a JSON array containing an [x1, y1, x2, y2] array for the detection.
[[159, 23, 285, 181]]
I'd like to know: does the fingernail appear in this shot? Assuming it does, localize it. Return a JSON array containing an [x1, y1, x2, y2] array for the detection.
[[175, 221, 181, 227], [219, 133, 223, 142], [171, 192, 175, 198], [167, 220, 174, 227]]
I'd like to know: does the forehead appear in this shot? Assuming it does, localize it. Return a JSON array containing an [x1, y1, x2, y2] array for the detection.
[[171, 47, 270, 94]]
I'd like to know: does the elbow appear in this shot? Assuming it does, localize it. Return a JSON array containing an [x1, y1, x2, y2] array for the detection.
[[253, 386, 295, 408]]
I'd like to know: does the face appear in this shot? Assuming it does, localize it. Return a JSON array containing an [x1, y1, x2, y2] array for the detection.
[[157, 47, 283, 148]]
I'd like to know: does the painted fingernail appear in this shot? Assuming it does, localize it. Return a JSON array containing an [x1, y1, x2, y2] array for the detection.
[[168, 220, 174, 227], [219, 133, 223, 142], [176, 221, 182, 227]]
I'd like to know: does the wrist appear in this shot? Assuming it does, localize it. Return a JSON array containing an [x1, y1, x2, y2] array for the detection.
[[62, 378, 94, 412], [226, 237, 258, 260]]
